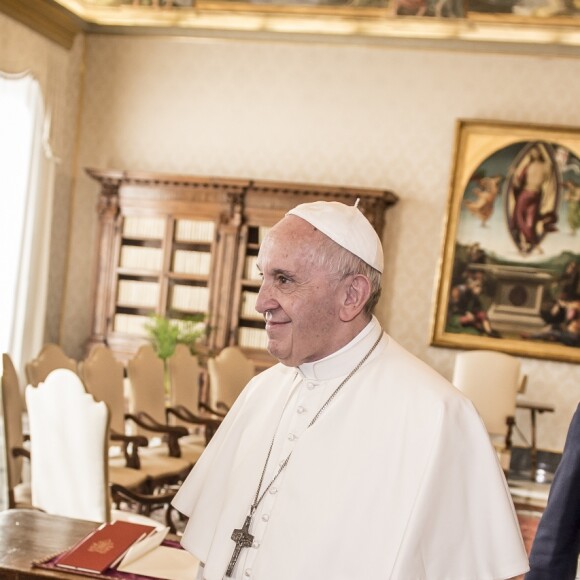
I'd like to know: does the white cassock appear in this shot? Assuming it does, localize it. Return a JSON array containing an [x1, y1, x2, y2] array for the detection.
[[173, 317, 529, 580]]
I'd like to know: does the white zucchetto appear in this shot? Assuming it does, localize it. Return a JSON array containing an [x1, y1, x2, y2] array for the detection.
[[287, 200, 384, 273]]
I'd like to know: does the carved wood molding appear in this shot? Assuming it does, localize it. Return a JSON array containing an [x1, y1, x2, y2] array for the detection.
[[85, 167, 399, 232], [0, 0, 84, 50]]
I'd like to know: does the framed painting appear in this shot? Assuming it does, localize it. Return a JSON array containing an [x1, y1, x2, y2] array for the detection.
[[431, 119, 580, 363], [95, 0, 579, 21]]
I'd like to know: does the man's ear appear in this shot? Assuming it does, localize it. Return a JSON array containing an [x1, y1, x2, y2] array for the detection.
[[339, 275, 371, 322]]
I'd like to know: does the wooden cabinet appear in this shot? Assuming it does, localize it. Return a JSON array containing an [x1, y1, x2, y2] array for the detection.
[[86, 168, 398, 370]]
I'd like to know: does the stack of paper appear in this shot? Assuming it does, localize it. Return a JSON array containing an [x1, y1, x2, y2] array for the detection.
[[117, 526, 200, 580]]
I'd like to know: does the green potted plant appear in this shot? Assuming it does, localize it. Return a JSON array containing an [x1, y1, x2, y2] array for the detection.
[[145, 313, 206, 362], [145, 313, 207, 397]]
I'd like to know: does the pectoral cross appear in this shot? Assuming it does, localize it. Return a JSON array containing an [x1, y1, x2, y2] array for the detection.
[[226, 515, 254, 578]]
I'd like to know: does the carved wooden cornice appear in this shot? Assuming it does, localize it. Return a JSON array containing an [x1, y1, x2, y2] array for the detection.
[[85, 167, 398, 236], [85, 167, 398, 204]]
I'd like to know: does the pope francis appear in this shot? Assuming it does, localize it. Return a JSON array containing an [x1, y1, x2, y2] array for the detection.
[[172, 200, 529, 580]]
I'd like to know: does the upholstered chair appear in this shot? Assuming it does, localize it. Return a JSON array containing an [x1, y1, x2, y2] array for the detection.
[[166, 344, 222, 445], [452, 349, 522, 473], [127, 344, 205, 467], [1, 353, 32, 508], [25, 343, 77, 387], [206, 346, 255, 413], [26, 369, 176, 529]]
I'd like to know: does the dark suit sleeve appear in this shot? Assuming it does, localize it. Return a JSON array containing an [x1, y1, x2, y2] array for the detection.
[[526, 403, 580, 580]]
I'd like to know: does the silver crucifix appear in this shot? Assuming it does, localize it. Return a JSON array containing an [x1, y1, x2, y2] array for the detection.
[[226, 515, 255, 578]]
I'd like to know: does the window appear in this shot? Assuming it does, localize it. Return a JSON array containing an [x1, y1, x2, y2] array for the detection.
[[0, 73, 54, 375]]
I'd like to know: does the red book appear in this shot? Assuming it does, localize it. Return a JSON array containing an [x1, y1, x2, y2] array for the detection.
[[55, 520, 156, 574]]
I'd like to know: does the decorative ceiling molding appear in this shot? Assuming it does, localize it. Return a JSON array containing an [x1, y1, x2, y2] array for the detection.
[[1, 0, 579, 54], [0, 0, 85, 49]]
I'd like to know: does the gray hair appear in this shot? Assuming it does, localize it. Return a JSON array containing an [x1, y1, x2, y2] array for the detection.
[[314, 234, 382, 316]]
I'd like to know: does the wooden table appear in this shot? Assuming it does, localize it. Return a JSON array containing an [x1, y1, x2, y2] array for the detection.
[[516, 399, 555, 480], [0, 509, 99, 579]]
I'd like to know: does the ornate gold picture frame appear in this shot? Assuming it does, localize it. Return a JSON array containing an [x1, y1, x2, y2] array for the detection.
[[431, 119, 580, 363]]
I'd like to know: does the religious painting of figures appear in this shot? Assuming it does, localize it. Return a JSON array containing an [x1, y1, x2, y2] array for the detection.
[[467, 0, 579, 18], [431, 119, 580, 363]]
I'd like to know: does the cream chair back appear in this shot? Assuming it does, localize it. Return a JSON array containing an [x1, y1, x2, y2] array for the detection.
[[25, 343, 77, 387], [79, 345, 126, 435], [127, 344, 166, 433], [26, 369, 110, 522], [207, 346, 255, 410], [1, 353, 27, 506], [167, 344, 202, 425], [452, 350, 521, 436]]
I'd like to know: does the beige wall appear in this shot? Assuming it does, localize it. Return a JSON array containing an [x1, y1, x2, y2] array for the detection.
[[0, 12, 82, 348], [4, 12, 580, 453]]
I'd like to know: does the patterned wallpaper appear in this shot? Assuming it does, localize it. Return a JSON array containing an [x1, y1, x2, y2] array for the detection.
[[45, 32, 580, 453]]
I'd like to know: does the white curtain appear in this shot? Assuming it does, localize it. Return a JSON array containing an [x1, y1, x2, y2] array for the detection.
[[0, 72, 56, 381]]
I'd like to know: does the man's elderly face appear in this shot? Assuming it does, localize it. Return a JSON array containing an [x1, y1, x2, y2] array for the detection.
[[255, 215, 345, 367]]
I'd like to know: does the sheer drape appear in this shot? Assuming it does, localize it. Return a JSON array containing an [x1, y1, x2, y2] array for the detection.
[[0, 72, 56, 381]]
